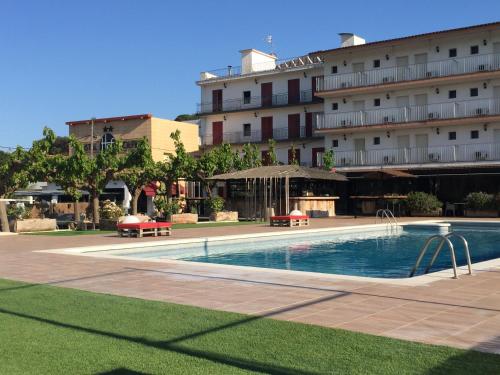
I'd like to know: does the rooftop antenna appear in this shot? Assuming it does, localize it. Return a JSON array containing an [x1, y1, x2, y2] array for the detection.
[[264, 34, 275, 55]]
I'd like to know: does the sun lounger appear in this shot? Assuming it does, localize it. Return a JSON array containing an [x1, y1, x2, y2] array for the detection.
[[117, 222, 172, 238], [270, 215, 309, 227]]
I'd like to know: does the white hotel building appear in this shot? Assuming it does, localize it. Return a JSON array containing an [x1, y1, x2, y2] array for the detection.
[[196, 22, 500, 209]]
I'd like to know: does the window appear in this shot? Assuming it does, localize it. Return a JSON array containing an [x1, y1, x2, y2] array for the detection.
[[470, 88, 478, 97], [448, 90, 457, 99], [373, 59, 381, 68], [332, 139, 339, 148], [332, 102, 339, 110], [471, 130, 479, 139], [331, 65, 338, 74], [100, 133, 115, 151], [470, 45, 479, 55], [449, 48, 457, 58], [373, 98, 381, 107], [373, 136, 380, 145], [243, 123, 251, 137], [448, 131, 456, 140], [243, 91, 251, 104]]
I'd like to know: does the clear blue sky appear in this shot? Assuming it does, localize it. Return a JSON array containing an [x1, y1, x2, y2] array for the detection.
[[1, 0, 499, 148]]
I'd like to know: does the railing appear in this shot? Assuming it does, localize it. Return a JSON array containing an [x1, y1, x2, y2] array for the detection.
[[316, 53, 500, 92], [202, 126, 307, 146], [316, 97, 500, 130], [200, 55, 323, 82], [334, 142, 500, 167], [197, 90, 317, 114]]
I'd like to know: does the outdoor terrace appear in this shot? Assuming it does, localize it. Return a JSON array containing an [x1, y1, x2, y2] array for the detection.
[[316, 97, 500, 130], [197, 89, 322, 115], [334, 142, 500, 168], [316, 53, 500, 95]]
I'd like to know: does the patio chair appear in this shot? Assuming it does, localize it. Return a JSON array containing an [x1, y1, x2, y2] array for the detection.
[[444, 202, 456, 217]]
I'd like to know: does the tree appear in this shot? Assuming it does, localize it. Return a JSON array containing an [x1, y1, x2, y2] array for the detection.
[[174, 114, 199, 122], [241, 143, 262, 169], [289, 143, 299, 165], [322, 149, 335, 170], [266, 139, 279, 166], [118, 138, 155, 214]]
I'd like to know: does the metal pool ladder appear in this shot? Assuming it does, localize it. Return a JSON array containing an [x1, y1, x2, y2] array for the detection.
[[375, 209, 398, 227], [409, 233, 472, 279]]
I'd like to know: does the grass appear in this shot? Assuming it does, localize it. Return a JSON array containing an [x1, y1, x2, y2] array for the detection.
[[0, 278, 498, 374], [22, 220, 260, 236]]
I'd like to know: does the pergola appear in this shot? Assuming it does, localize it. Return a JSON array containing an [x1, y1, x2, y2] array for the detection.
[[209, 165, 348, 220]]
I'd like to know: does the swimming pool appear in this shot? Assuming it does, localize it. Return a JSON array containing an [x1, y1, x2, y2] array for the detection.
[[115, 222, 500, 278]]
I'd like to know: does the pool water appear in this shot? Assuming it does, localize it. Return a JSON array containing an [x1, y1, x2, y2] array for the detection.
[[117, 223, 500, 278]]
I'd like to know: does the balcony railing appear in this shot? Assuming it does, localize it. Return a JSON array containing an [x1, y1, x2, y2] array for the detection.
[[335, 142, 500, 167], [197, 90, 318, 114], [316, 53, 500, 92], [316, 98, 500, 130], [202, 126, 307, 146]]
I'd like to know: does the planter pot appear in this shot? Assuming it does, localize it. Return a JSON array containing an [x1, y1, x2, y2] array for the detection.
[[410, 209, 442, 217], [11, 218, 57, 233], [209, 211, 238, 222], [99, 219, 119, 231], [171, 213, 198, 224], [464, 209, 498, 218]]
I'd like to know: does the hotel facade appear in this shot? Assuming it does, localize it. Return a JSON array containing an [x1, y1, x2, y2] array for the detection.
[[197, 22, 500, 211]]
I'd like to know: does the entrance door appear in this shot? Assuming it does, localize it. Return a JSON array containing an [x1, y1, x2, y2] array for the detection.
[[494, 42, 500, 69], [212, 89, 223, 112], [494, 129, 500, 159], [311, 76, 323, 101], [353, 100, 365, 126], [415, 134, 429, 163], [352, 62, 365, 85], [396, 56, 409, 81], [261, 116, 273, 142], [414, 94, 428, 121], [354, 138, 366, 165], [396, 95, 410, 122], [288, 79, 300, 104], [288, 114, 301, 139], [212, 121, 223, 145], [397, 135, 410, 163], [414, 53, 428, 79], [261, 82, 273, 107], [312, 147, 325, 167]]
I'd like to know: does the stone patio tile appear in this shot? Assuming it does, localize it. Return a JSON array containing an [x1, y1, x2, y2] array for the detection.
[[337, 316, 409, 335]]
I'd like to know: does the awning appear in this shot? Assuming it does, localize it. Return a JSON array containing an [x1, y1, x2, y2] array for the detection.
[[360, 169, 416, 179], [208, 165, 348, 181]]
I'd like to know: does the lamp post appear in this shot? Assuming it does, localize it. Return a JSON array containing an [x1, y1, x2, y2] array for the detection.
[[90, 117, 96, 158]]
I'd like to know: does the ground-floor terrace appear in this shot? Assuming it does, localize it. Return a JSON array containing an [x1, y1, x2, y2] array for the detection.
[[1, 216, 500, 356]]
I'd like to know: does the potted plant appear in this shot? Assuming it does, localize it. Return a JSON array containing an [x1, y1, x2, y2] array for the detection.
[[99, 200, 125, 230], [171, 197, 198, 224], [207, 197, 238, 222], [405, 192, 443, 217], [464, 192, 498, 217], [8, 204, 57, 233]]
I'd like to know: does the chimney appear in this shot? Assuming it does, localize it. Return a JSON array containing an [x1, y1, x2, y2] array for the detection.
[[339, 33, 366, 48]]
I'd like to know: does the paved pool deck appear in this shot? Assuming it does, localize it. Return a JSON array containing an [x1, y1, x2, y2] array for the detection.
[[0, 216, 499, 354]]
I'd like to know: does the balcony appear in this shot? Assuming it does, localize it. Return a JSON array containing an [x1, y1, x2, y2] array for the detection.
[[316, 98, 500, 130], [197, 90, 321, 115], [202, 126, 308, 146], [335, 142, 500, 168], [316, 53, 500, 94]]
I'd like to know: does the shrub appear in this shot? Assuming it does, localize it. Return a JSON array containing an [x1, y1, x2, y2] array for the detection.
[[207, 197, 225, 213], [465, 192, 495, 210], [100, 200, 124, 220], [6, 204, 32, 220], [405, 192, 442, 214], [154, 196, 180, 218]]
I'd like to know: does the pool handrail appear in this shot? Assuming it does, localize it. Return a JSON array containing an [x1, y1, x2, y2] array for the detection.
[[409, 234, 458, 279]]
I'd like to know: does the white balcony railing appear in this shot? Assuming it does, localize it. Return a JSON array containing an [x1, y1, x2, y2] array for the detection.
[[317, 53, 500, 92], [202, 126, 307, 146], [334, 142, 500, 167], [316, 98, 500, 130]]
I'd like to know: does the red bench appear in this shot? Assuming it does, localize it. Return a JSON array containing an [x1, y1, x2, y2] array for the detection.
[[270, 215, 309, 227], [117, 222, 172, 238]]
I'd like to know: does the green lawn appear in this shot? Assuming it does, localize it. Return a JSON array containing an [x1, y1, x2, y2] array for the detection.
[[0, 278, 498, 374], [23, 221, 260, 236]]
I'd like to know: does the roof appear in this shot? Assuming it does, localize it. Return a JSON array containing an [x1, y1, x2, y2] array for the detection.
[[361, 169, 416, 179], [66, 114, 152, 126], [310, 21, 500, 56], [208, 165, 348, 181]]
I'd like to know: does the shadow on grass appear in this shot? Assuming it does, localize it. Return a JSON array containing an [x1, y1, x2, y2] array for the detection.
[[0, 292, 349, 374], [97, 369, 150, 375], [427, 336, 500, 374]]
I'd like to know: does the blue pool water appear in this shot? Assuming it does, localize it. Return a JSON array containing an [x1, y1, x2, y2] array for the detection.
[[117, 223, 500, 278]]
